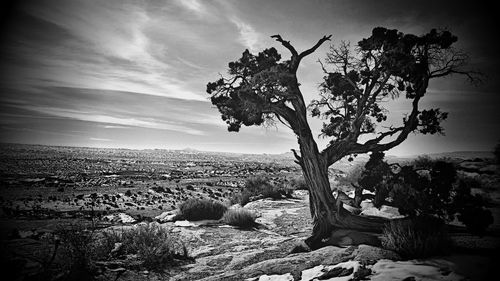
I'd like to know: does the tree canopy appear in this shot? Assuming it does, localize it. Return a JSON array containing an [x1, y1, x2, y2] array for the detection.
[[207, 27, 478, 166]]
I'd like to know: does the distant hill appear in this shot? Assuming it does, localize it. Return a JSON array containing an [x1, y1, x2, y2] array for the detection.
[[180, 147, 200, 153], [407, 151, 494, 160], [0, 143, 493, 163]]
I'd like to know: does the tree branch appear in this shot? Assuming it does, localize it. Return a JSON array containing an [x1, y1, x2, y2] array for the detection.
[[275, 114, 293, 130], [272, 34, 331, 73], [322, 75, 427, 166], [264, 102, 298, 130], [291, 149, 303, 166], [430, 69, 483, 85], [271, 34, 298, 57], [317, 59, 328, 74], [299, 35, 332, 60], [348, 81, 425, 155], [348, 73, 389, 140], [362, 126, 405, 146]]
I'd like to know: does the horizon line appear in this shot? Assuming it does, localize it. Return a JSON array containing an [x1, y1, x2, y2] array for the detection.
[[0, 141, 493, 158]]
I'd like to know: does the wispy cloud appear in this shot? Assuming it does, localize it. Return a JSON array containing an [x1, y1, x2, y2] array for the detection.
[[90, 137, 112, 142], [231, 18, 264, 52], [0, 125, 82, 138], [8, 0, 207, 101], [12, 105, 206, 136], [176, 0, 205, 14], [102, 125, 128, 129]]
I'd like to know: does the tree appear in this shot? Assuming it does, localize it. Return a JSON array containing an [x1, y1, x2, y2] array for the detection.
[[356, 151, 391, 208], [207, 27, 479, 249], [357, 153, 493, 235]]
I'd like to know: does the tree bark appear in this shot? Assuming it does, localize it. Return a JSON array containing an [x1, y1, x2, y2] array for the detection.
[[298, 136, 388, 250], [353, 184, 364, 208], [298, 136, 335, 249]]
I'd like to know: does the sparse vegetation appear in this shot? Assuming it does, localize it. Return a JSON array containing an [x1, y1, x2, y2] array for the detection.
[[1, 144, 497, 279], [353, 152, 494, 234], [244, 176, 279, 199], [3, 221, 123, 281], [222, 208, 257, 229], [409, 155, 435, 169], [113, 223, 191, 271], [230, 189, 252, 206], [179, 198, 227, 220], [337, 163, 365, 187], [234, 176, 296, 206], [55, 222, 103, 280], [288, 176, 308, 190], [381, 216, 452, 259], [56, 222, 190, 275]]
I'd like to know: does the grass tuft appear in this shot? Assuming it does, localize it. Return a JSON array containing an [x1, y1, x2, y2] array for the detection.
[[179, 198, 227, 220], [234, 176, 296, 206], [222, 208, 257, 229], [381, 215, 452, 259], [116, 223, 190, 271]]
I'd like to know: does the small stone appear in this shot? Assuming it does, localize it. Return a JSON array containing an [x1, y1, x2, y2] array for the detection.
[[155, 210, 180, 222], [318, 266, 353, 279], [174, 220, 197, 227]]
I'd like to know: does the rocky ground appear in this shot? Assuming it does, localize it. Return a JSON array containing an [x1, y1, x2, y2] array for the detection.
[[3, 191, 499, 280], [1, 144, 499, 280]]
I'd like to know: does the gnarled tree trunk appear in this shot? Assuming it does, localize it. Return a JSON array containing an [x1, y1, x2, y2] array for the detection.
[[298, 135, 388, 250], [298, 136, 335, 249]]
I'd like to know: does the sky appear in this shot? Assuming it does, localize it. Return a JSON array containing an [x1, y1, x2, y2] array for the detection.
[[0, 0, 498, 156]]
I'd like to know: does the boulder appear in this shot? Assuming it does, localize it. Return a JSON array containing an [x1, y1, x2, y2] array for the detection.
[[246, 273, 294, 281], [103, 212, 136, 223], [351, 245, 401, 265], [300, 260, 360, 281], [327, 229, 381, 247], [369, 259, 465, 281], [196, 246, 350, 281], [188, 244, 401, 281], [174, 220, 197, 227], [155, 210, 181, 222]]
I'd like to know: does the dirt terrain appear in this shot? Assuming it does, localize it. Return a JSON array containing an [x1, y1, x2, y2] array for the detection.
[[0, 144, 499, 280], [0, 144, 299, 226]]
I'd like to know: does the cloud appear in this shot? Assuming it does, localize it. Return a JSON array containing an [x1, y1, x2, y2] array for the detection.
[[2, 0, 208, 101], [231, 18, 265, 52], [89, 137, 112, 141], [103, 125, 128, 129], [0, 125, 82, 138], [176, 0, 204, 14], [11, 105, 206, 136]]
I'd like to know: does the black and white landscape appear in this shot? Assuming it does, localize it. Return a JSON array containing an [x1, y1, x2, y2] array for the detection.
[[0, 1, 499, 280]]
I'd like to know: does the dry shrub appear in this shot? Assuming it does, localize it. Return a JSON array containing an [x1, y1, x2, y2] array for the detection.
[[337, 163, 365, 188], [56, 222, 190, 274], [55, 222, 103, 279], [381, 216, 452, 259], [239, 176, 295, 205], [222, 208, 257, 229], [117, 223, 190, 271], [288, 176, 308, 190], [229, 190, 251, 206], [244, 176, 276, 196], [179, 198, 227, 220]]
